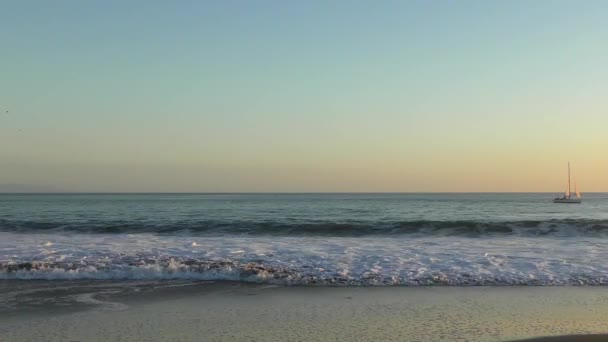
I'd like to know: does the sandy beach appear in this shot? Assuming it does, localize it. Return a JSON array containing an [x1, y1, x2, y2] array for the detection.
[[1, 281, 608, 341]]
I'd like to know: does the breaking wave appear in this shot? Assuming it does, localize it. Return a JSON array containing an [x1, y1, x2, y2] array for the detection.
[[2, 219, 608, 237], [1, 257, 606, 285]]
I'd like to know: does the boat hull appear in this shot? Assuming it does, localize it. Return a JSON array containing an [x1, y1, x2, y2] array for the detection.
[[553, 199, 581, 204]]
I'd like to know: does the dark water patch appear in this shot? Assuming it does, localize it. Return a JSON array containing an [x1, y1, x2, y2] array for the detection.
[[2, 218, 608, 237]]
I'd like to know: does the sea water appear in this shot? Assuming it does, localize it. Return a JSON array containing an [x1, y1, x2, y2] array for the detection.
[[2, 193, 608, 285]]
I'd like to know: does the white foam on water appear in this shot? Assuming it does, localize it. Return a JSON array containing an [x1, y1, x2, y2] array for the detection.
[[71, 292, 129, 311], [2, 232, 608, 285]]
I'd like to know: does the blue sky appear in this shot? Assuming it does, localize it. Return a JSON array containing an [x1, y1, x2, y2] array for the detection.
[[1, 1, 607, 192]]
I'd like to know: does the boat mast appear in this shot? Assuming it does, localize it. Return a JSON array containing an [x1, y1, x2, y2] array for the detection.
[[568, 162, 570, 199]]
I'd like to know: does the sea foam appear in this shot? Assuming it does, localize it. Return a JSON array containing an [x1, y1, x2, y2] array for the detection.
[[2, 232, 607, 285]]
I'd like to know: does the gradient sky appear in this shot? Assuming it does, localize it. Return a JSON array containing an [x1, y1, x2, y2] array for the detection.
[[1, 1, 607, 192]]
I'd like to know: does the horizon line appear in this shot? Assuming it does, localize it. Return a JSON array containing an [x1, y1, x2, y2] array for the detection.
[[1, 191, 606, 195]]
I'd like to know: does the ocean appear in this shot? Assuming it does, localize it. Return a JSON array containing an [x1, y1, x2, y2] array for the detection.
[[2, 193, 608, 286]]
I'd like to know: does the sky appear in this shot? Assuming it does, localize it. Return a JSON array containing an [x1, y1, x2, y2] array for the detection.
[[1, 0, 607, 192]]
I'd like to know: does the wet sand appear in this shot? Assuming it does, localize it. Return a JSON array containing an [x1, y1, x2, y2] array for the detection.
[[1, 281, 608, 341], [510, 336, 608, 342]]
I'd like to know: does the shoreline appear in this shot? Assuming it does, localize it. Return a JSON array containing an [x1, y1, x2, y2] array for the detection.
[[511, 336, 608, 342], [2, 281, 608, 341]]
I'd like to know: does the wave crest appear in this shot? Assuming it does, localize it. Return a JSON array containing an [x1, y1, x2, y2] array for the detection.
[[2, 219, 608, 237]]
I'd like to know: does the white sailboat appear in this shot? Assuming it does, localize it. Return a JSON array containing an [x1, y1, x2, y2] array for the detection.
[[553, 162, 581, 204]]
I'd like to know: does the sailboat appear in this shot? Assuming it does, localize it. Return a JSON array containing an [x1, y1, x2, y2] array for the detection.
[[553, 162, 581, 204]]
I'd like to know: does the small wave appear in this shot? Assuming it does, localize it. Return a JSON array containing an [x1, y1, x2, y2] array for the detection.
[[1, 258, 606, 286], [1, 219, 608, 237]]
